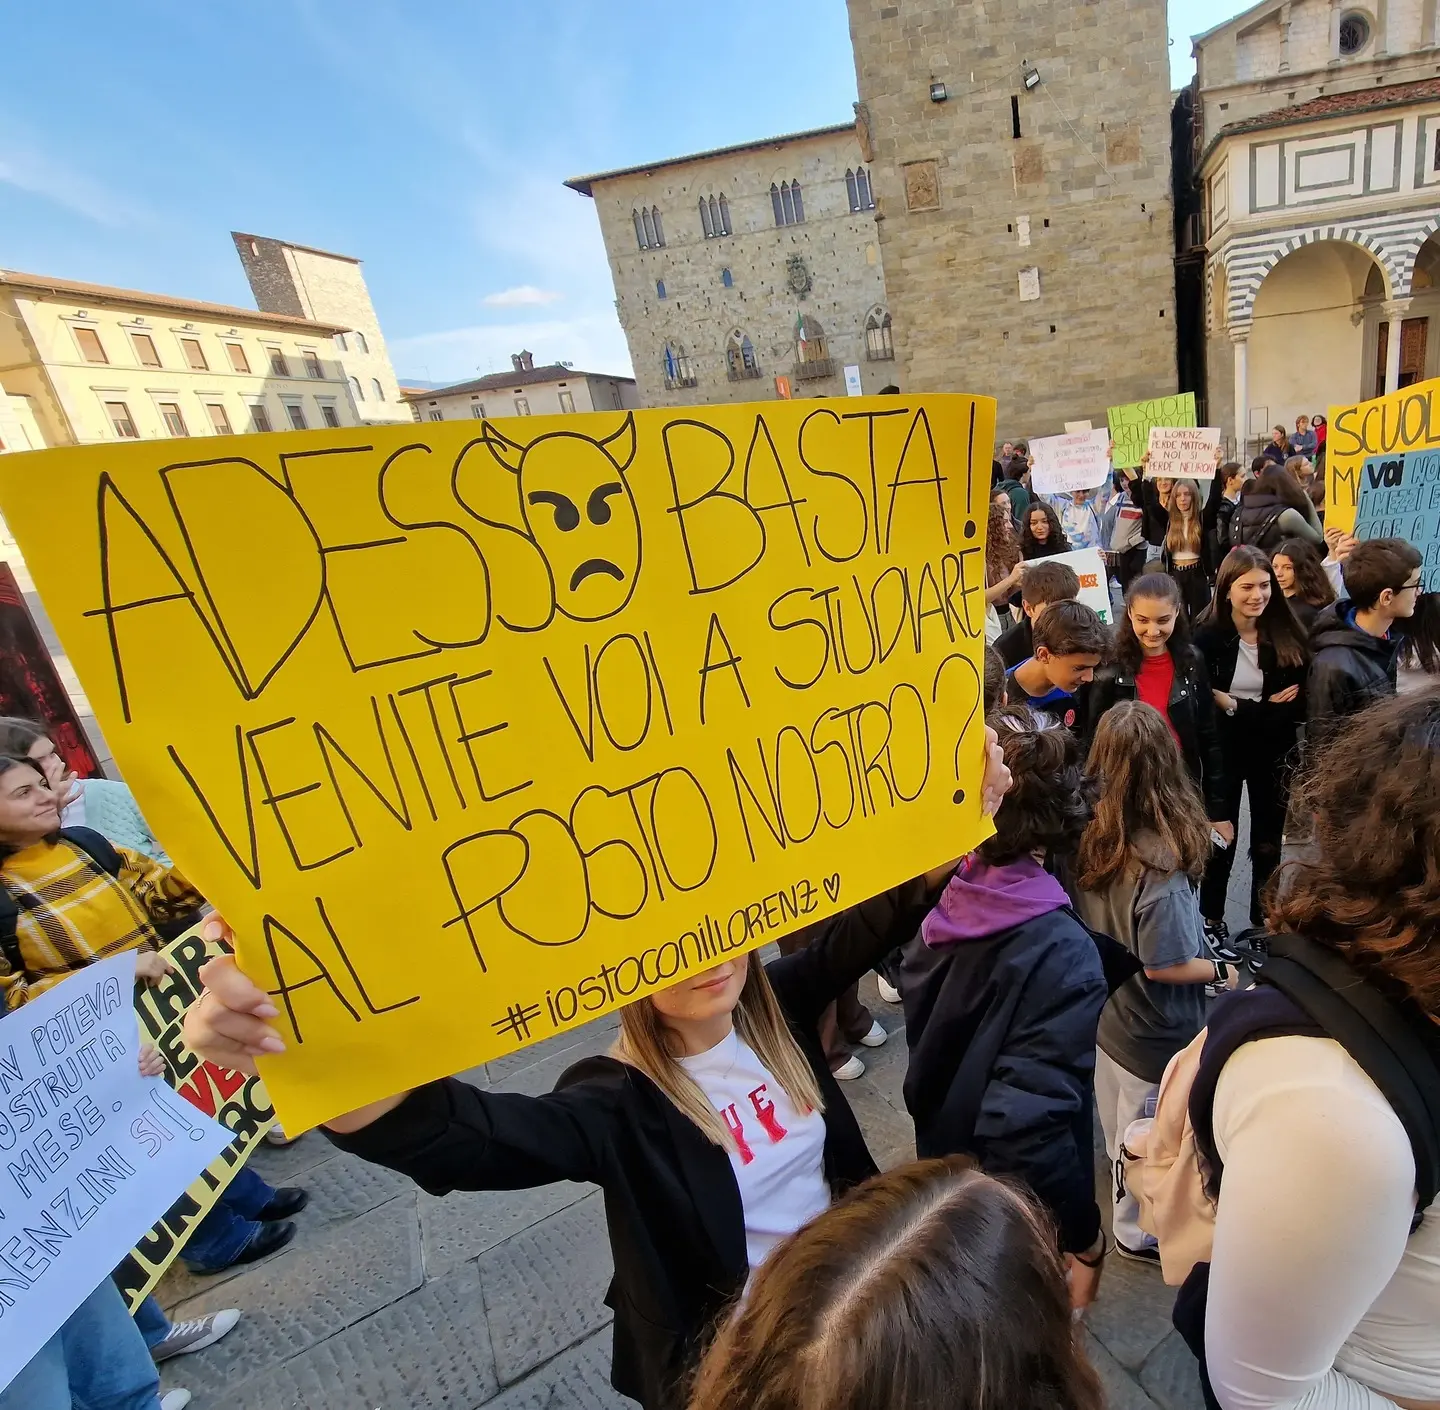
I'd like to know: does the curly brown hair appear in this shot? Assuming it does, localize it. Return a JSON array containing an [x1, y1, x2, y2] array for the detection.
[[986, 501, 1021, 588], [1268, 685, 1440, 1016], [686, 1158, 1105, 1410], [980, 707, 1097, 864], [1076, 701, 1212, 890]]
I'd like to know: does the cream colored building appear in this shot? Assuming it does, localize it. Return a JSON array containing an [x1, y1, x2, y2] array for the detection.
[[405, 352, 638, 420], [0, 268, 362, 447], [233, 232, 410, 423], [1196, 0, 1440, 451], [567, 124, 894, 405]]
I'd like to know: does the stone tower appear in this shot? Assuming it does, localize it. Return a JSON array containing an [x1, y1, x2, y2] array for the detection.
[[847, 0, 1178, 437], [231, 232, 409, 423]]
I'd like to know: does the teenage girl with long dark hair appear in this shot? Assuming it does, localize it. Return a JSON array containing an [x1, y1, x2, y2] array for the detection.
[[180, 744, 1011, 1410], [1193, 546, 1309, 942], [1270, 536, 1335, 632], [1082, 573, 1231, 845], [1161, 479, 1210, 620]]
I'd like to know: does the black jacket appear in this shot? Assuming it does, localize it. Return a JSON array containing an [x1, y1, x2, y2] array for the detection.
[[900, 905, 1109, 1254], [326, 879, 937, 1410], [995, 614, 1033, 670], [1306, 600, 1399, 751], [1192, 622, 1307, 733], [1081, 645, 1228, 818]]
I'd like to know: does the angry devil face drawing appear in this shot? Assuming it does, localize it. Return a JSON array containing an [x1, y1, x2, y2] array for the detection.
[[481, 413, 641, 622]]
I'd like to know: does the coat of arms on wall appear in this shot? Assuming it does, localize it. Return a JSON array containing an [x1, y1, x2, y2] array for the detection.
[[786, 255, 812, 299]]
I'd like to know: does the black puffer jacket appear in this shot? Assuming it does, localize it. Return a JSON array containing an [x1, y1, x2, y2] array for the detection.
[[1081, 645, 1228, 819], [1306, 600, 1399, 751]]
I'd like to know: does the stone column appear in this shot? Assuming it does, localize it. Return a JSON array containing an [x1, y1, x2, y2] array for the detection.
[[1231, 329, 1249, 459], [1382, 300, 1411, 395]]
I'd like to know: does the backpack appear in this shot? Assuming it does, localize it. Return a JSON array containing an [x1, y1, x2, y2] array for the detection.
[[0, 827, 124, 977], [1121, 930, 1440, 1289], [1233, 507, 1287, 553]]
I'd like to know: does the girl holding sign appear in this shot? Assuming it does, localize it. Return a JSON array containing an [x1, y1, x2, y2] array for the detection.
[[1161, 480, 1211, 621], [184, 738, 1012, 1410]]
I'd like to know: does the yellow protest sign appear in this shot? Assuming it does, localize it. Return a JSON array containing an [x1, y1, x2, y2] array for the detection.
[[0, 396, 996, 1130], [116, 925, 275, 1309], [1327, 377, 1440, 533]]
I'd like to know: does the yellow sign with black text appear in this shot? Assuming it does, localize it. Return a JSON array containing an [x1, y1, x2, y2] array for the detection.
[[1327, 376, 1440, 533], [0, 398, 995, 1129]]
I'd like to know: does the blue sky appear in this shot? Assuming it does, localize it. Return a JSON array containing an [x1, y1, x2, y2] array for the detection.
[[1, 0, 1242, 386]]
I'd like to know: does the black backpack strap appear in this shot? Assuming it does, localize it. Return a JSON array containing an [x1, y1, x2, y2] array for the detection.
[[60, 826, 123, 879], [1261, 933, 1440, 1222], [1189, 986, 1323, 1198], [0, 885, 20, 980]]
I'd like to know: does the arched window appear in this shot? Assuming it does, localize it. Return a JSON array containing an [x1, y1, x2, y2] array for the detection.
[[794, 315, 830, 379], [718, 194, 730, 234], [865, 308, 894, 361], [857, 166, 873, 209], [634, 209, 646, 248], [663, 343, 696, 389], [846, 169, 859, 211], [721, 268, 733, 288], [774, 180, 805, 227], [642, 208, 657, 248], [651, 206, 665, 246], [699, 198, 713, 238], [371, 377, 384, 400], [355, 331, 369, 353], [726, 330, 760, 380], [657, 279, 667, 299], [699, 194, 730, 239], [350, 375, 364, 401]]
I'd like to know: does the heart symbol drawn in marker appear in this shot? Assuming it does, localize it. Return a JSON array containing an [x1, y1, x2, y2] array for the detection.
[[823, 874, 841, 904]]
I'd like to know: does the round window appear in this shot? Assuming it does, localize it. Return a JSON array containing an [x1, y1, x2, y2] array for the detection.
[[1339, 11, 1371, 54]]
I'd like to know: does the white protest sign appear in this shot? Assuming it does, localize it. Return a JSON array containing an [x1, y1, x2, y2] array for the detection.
[[843, 364, 863, 397], [1064, 420, 1093, 434], [0, 953, 231, 1392], [1029, 428, 1111, 495], [1027, 547, 1113, 625], [1147, 426, 1221, 480]]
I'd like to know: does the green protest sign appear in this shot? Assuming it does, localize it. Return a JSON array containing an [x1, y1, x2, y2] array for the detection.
[[1107, 393, 1196, 469]]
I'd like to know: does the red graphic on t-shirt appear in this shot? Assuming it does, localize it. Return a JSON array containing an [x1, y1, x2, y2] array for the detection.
[[722, 1104, 755, 1164], [748, 1084, 788, 1143], [721, 1084, 791, 1165]]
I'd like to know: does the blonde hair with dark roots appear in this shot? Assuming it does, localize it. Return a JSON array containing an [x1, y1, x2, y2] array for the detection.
[[1077, 700, 1212, 890], [614, 958, 823, 1151], [687, 1157, 1105, 1410]]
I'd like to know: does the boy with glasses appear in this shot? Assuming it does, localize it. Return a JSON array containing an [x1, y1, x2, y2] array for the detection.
[[1307, 537, 1422, 749]]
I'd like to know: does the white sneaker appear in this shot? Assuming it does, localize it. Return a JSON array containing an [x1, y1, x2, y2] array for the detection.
[[161, 1391, 193, 1410], [264, 1123, 300, 1147], [877, 976, 901, 1004], [858, 1020, 889, 1048], [151, 1308, 242, 1363], [832, 1055, 865, 1080]]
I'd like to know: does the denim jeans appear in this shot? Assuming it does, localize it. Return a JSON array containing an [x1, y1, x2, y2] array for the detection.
[[180, 1163, 276, 1274], [133, 1292, 170, 1349], [0, 1278, 161, 1410]]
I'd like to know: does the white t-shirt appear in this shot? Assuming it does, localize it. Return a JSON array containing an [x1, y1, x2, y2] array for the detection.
[[1207, 1035, 1440, 1408], [680, 1030, 829, 1271], [1230, 638, 1264, 702]]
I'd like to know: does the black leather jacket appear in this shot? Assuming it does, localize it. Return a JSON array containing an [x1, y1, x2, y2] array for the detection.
[[1080, 645, 1227, 818]]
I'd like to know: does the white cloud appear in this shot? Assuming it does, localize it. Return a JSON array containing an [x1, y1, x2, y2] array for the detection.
[[483, 285, 563, 308], [0, 142, 149, 228], [390, 313, 634, 386]]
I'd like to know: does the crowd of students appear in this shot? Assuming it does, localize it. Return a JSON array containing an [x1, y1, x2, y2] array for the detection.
[[6, 420, 1437, 1409], [172, 437, 1440, 1410]]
